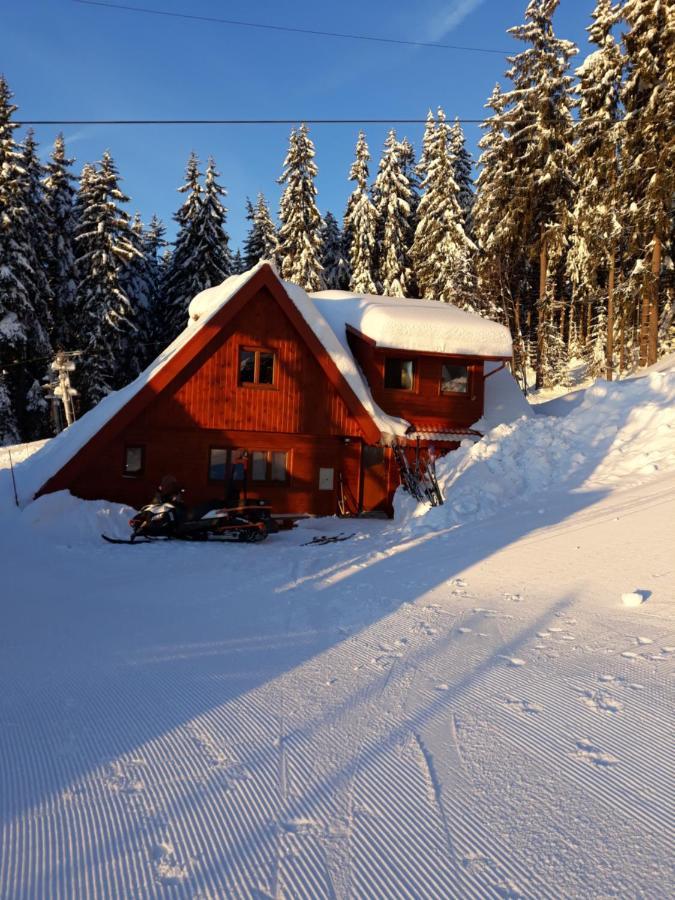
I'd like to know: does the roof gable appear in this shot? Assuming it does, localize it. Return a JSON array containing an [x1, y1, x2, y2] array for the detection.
[[31, 264, 380, 500]]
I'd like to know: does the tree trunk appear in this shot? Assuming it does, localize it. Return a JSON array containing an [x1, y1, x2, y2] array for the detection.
[[647, 234, 661, 366], [638, 269, 650, 367], [606, 244, 615, 381], [536, 232, 547, 390]]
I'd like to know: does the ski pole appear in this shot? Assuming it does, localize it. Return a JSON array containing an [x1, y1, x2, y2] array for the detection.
[[7, 447, 19, 507]]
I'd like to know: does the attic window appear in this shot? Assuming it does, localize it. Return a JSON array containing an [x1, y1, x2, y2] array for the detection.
[[440, 363, 469, 394], [239, 348, 275, 386], [384, 357, 414, 391]]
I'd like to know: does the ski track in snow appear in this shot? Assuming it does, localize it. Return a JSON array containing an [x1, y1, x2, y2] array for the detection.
[[1, 476, 675, 891]]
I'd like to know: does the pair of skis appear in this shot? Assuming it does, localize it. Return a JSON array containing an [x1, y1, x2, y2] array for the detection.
[[301, 532, 355, 547]]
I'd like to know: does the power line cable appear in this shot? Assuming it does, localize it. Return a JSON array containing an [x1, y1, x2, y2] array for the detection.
[[16, 118, 486, 126], [73, 0, 510, 55]]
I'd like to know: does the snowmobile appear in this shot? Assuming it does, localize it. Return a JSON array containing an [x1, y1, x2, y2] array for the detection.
[[102, 491, 276, 544]]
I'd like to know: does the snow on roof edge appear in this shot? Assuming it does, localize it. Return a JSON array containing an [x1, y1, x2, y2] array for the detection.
[[17, 264, 267, 504]]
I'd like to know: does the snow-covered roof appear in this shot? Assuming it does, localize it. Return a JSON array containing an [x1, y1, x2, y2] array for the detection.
[[311, 291, 513, 358], [18, 264, 513, 503], [17, 265, 266, 503]]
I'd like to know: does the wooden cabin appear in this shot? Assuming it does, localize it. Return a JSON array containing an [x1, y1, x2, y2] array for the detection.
[[33, 263, 512, 517]]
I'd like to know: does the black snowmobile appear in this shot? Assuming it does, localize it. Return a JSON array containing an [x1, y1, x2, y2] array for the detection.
[[102, 487, 276, 545]]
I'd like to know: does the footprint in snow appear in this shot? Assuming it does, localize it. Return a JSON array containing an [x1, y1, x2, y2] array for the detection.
[[500, 655, 526, 667], [580, 689, 623, 715], [153, 842, 188, 886], [573, 740, 619, 768], [504, 696, 541, 715]]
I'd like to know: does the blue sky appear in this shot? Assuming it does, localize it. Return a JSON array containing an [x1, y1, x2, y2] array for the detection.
[[3, 0, 595, 249]]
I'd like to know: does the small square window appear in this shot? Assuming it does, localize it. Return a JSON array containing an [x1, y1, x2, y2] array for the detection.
[[239, 350, 256, 384], [384, 358, 414, 390], [251, 451, 267, 481], [209, 448, 227, 481], [271, 451, 287, 482], [124, 446, 144, 477], [440, 363, 469, 394]]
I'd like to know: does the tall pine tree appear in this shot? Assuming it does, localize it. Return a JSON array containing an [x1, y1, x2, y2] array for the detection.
[[567, 0, 624, 380], [621, 0, 675, 365], [0, 77, 52, 442], [412, 109, 475, 306], [320, 211, 350, 290], [44, 134, 78, 351], [373, 130, 413, 297], [243, 192, 278, 269], [344, 131, 378, 294], [277, 124, 325, 291], [74, 152, 139, 407]]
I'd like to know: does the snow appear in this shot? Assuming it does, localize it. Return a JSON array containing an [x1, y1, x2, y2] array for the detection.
[[311, 290, 513, 358], [1, 361, 674, 898]]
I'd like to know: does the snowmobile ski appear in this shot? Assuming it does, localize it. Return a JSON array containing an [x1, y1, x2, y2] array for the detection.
[[101, 533, 163, 544]]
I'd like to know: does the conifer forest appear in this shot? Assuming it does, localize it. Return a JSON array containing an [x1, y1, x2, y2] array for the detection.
[[0, 0, 673, 444]]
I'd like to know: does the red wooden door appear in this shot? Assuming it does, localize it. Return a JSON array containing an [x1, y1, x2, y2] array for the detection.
[[361, 446, 388, 512]]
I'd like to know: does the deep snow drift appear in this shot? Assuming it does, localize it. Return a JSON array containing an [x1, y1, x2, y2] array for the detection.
[[1, 364, 673, 899]]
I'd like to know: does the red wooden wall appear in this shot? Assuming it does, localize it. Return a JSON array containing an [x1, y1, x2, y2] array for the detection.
[[67, 286, 367, 516], [347, 331, 485, 429]]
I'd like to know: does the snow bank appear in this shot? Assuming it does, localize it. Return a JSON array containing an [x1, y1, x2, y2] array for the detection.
[[20, 490, 133, 546], [311, 291, 512, 358], [398, 368, 675, 529]]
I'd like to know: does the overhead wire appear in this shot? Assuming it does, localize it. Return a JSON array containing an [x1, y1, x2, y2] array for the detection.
[[72, 0, 511, 55], [17, 118, 486, 126]]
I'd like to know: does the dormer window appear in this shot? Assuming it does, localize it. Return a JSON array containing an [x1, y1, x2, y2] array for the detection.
[[440, 363, 469, 394], [384, 357, 414, 390]]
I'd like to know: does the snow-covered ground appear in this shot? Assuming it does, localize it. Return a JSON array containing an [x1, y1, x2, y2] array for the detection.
[[1, 364, 674, 899]]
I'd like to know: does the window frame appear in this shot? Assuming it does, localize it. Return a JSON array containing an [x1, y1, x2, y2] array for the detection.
[[207, 446, 228, 483], [123, 444, 145, 478], [248, 449, 290, 484], [238, 346, 277, 389], [439, 361, 470, 396], [383, 356, 416, 392]]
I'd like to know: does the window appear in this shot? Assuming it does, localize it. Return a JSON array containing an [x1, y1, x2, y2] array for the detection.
[[440, 363, 469, 394], [239, 348, 275, 386], [250, 450, 289, 482], [124, 446, 144, 477], [251, 451, 268, 482], [384, 357, 414, 390], [270, 451, 287, 482], [209, 448, 227, 481]]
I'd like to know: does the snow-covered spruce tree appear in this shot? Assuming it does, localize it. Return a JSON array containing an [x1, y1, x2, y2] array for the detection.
[[473, 84, 530, 387], [500, 0, 578, 388], [373, 130, 413, 297], [74, 151, 139, 408], [449, 119, 475, 236], [277, 124, 325, 291], [162, 153, 205, 341], [231, 249, 244, 274], [320, 211, 350, 290], [411, 109, 475, 307], [198, 157, 232, 283], [398, 137, 420, 295], [620, 0, 675, 366], [567, 0, 624, 381], [243, 192, 278, 269], [120, 213, 156, 372], [139, 214, 167, 362], [43, 134, 78, 351], [0, 78, 52, 442], [344, 131, 378, 294]]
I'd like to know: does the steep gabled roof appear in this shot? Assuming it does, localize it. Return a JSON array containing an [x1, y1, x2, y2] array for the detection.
[[26, 263, 386, 502]]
